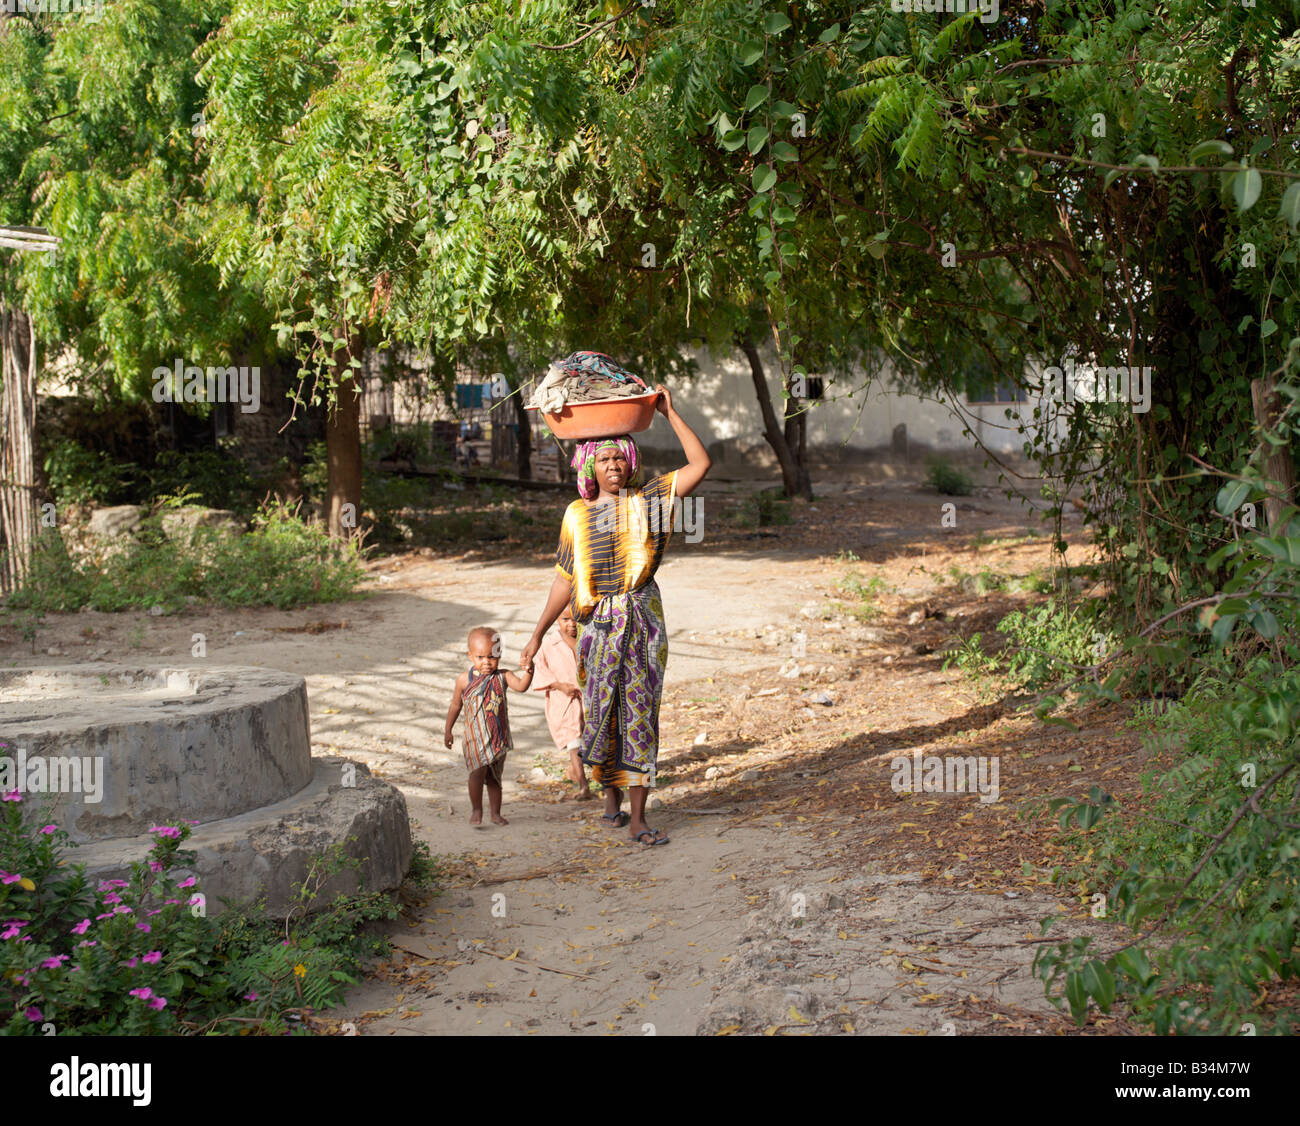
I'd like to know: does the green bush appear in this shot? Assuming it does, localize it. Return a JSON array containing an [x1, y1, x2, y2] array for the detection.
[[731, 487, 793, 528], [924, 458, 973, 496], [45, 440, 263, 515], [1035, 660, 1300, 1035], [1032, 496, 1300, 1035], [203, 501, 367, 609], [1009, 569, 1055, 595], [944, 597, 1112, 691], [6, 502, 366, 615], [3, 533, 89, 614], [146, 449, 260, 513], [43, 439, 136, 509], [0, 790, 419, 1035]]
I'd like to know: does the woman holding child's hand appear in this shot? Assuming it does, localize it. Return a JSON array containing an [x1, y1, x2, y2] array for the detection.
[[521, 371, 711, 847]]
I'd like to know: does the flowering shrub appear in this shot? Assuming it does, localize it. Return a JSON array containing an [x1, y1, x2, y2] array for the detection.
[[1, 787, 410, 1034], [1, 800, 212, 1034]]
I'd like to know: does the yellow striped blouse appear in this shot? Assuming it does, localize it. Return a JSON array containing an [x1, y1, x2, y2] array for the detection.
[[555, 471, 679, 620]]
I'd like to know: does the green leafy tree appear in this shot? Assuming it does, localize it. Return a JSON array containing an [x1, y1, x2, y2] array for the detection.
[[0, 1, 281, 584]]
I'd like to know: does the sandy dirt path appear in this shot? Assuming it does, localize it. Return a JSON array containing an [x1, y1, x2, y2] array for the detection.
[[3, 477, 1124, 1035]]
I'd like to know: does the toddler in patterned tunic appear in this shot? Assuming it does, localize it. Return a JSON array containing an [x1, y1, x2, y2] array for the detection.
[[444, 626, 533, 826]]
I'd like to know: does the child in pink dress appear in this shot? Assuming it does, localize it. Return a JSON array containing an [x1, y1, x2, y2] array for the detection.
[[529, 606, 591, 800]]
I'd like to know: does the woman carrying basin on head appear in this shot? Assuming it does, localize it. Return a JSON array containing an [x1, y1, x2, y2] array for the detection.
[[520, 385, 711, 847]]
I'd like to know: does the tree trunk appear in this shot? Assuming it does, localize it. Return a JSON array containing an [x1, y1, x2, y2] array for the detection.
[[513, 384, 532, 480], [326, 329, 363, 540], [783, 394, 812, 500], [552, 433, 570, 483], [0, 303, 42, 592], [1250, 375, 1296, 532], [739, 335, 810, 500]]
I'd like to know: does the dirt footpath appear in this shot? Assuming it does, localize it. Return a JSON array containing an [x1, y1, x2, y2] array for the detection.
[[2, 475, 1131, 1035]]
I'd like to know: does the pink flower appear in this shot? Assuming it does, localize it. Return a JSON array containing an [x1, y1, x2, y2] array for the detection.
[[147, 909, 162, 917], [25, 1007, 42, 1022], [1, 790, 21, 803], [148, 826, 181, 839], [15, 973, 29, 986], [164, 899, 180, 906], [39, 825, 57, 835], [0, 871, 21, 885], [114, 905, 133, 914], [40, 955, 69, 969], [102, 893, 122, 905], [95, 912, 115, 921], [97, 879, 128, 891], [188, 896, 202, 907], [128, 987, 153, 1001], [76, 940, 97, 949], [243, 992, 258, 1001], [70, 919, 91, 935], [149, 996, 167, 1011], [135, 923, 151, 933], [123, 957, 139, 968], [142, 951, 162, 964], [177, 877, 197, 889], [148, 861, 163, 873], [1, 926, 23, 941]]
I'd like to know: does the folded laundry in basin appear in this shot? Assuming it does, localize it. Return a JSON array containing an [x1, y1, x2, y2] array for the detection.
[[528, 351, 648, 413]]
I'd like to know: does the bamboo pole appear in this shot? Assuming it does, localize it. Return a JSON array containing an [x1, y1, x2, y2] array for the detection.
[[0, 304, 40, 591], [0, 228, 60, 591]]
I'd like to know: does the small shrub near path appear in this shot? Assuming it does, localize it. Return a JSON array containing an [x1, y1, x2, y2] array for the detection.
[[0, 782, 429, 1035]]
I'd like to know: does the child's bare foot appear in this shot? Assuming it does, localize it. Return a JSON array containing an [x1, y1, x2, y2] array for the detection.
[[491, 812, 508, 825], [469, 809, 483, 827]]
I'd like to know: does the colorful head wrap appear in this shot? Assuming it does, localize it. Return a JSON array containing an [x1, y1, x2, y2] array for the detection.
[[571, 436, 642, 500]]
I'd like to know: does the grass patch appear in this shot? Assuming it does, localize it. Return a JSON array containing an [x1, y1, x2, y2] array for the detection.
[[971, 530, 1041, 549], [830, 599, 882, 624], [5, 500, 366, 616], [834, 569, 888, 623], [728, 487, 793, 528], [924, 458, 973, 496]]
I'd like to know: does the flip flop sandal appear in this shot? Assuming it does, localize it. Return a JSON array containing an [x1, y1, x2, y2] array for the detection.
[[633, 829, 669, 847], [601, 812, 630, 828]]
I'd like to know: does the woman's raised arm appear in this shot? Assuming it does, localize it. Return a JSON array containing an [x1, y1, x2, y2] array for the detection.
[[653, 385, 711, 498]]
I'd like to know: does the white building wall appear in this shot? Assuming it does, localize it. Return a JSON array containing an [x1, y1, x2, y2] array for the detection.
[[650, 346, 1041, 457], [359, 344, 1056, 462]]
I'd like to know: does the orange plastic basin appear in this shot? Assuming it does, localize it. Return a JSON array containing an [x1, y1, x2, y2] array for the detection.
[[527, 391, 661, 440]]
